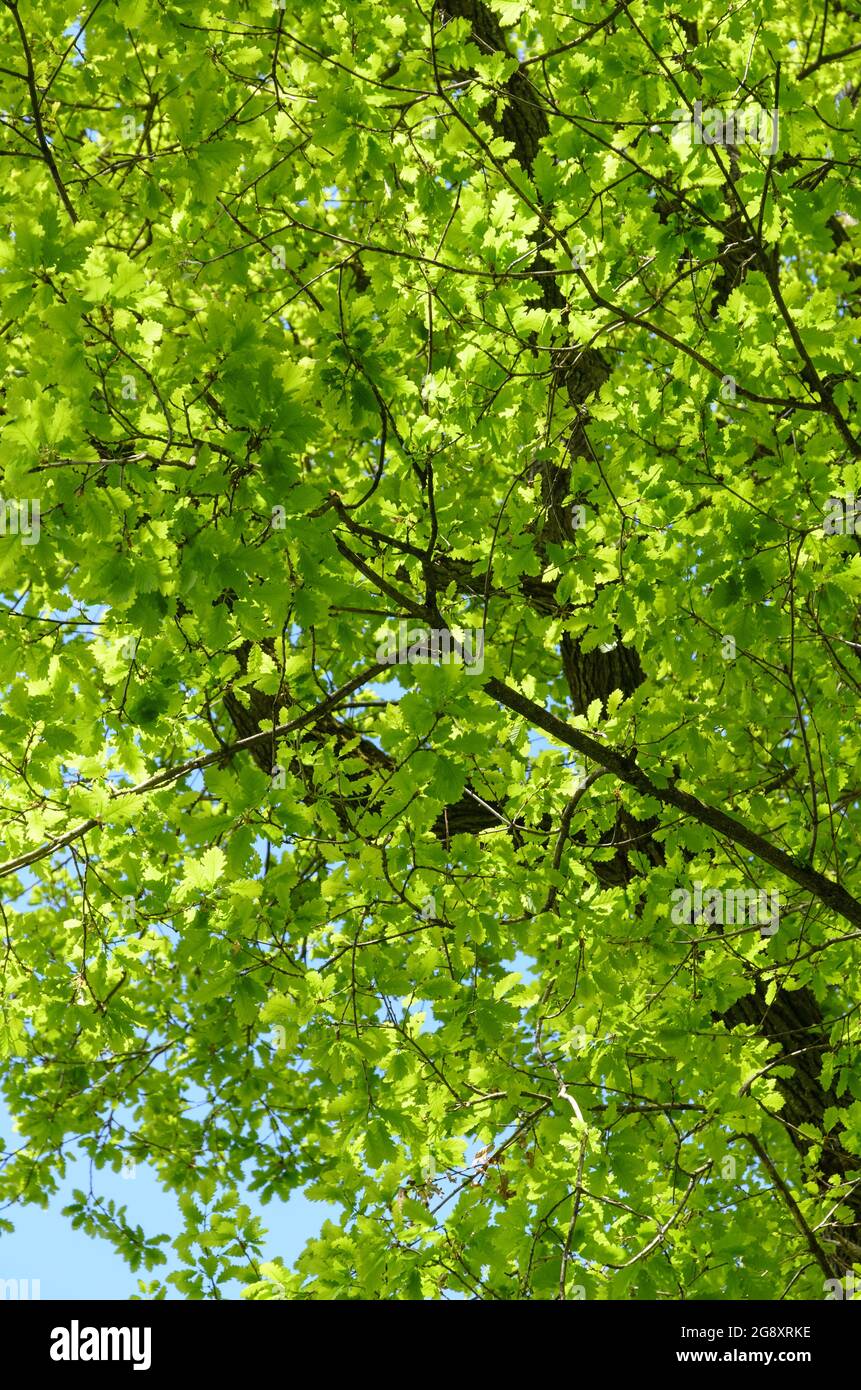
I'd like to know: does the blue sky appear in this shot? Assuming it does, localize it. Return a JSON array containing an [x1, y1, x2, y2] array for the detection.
[[0, 1098, 329, 1299]]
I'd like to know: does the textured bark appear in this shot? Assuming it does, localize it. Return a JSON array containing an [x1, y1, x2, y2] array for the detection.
[[561, 633, 645, 720], [440, 0, 549, 173], [440, 0, 565, 312], [722, 982, 861, 1273]]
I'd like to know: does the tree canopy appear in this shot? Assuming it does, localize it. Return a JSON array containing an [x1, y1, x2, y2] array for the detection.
[[1, 0, 861, 1301]]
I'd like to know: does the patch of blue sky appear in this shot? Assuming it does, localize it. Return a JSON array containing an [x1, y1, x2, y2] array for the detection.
[[0, 873, 331, 1295], [62, 22, 87, 65], [0, 1096, 334, 1300]]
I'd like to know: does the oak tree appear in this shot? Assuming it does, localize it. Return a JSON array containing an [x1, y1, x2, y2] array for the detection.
[[1, 0, 860, 1300]]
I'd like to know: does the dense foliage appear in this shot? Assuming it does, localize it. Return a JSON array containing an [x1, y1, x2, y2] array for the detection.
[[1, 0, 860, 1300]]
